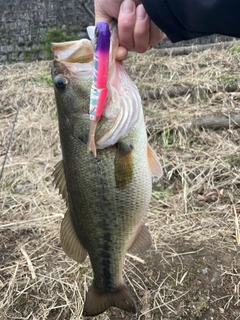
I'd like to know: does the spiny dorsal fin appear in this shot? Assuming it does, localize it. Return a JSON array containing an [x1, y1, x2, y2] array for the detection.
[[83, 282, 137, 316], [147, 143, 163, 178], [61, 210, 87, 263], [114, 142, 134, 190], [52, 160, 68, 204], [127, 221, 152, 255]]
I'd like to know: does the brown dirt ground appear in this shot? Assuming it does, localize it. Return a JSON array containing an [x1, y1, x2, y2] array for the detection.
[[1, 42, 240, 320]]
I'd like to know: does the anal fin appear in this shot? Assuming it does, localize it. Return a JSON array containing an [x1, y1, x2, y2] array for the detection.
[[83, 282, 137, 316], [127, 221, 152, 255], [61, 210, 87, 263]]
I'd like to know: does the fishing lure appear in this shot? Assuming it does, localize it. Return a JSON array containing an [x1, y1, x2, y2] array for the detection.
[[87, 21, 110, 156]]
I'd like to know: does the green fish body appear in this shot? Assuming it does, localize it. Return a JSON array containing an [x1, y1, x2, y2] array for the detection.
[[51, 22, 162, 317]]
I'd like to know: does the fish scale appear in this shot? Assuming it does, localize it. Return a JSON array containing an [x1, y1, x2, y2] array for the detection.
[[69, 159, 147, 289]]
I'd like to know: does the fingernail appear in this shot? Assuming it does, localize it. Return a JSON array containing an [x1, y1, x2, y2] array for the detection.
[[122, 0, 134, 14], [136, 5, 147, 21]]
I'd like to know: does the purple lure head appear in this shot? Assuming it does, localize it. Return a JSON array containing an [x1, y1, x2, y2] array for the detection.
[[95, 21, 111, 52]]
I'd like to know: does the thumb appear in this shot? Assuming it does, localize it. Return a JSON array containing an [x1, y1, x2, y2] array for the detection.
[[95, 12, 112, 24], [94, 1, 116, 24]]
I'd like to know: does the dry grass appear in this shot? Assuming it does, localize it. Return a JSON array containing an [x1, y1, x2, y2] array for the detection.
[[1, 43, 240, 319]]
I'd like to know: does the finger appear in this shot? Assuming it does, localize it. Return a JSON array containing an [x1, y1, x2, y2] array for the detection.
[[94, 0, 119, 23], [133, 0, 141, 4], [118, 0, 136, 50], [149, 21, 166, 46], [134, 4, 150, 53], [116, 46, 128, 61]]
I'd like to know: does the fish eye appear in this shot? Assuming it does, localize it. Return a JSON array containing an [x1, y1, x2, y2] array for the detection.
[[54, 75, 67, 90]]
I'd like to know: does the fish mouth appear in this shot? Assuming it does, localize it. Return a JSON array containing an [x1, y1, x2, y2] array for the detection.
[[51, 39, 94, 63], [51, 40, 94, 80]]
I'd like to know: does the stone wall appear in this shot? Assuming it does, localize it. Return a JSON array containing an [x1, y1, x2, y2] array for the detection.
[[0, 0, 94, 63], [160, 35, 234, 48], [0, 0, 235, 63]]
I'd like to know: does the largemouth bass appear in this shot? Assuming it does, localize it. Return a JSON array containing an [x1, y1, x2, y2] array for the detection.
[[51, 21, 162, 317]]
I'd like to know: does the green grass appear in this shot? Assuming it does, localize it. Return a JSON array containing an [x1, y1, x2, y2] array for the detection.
[[33, 74, 53, 86], [230, 41, 240, 53], [43, 26, 78, 60], [218, 75, 236, 85]]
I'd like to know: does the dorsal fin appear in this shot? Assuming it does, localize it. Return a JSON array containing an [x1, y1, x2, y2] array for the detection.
[[52, 160, 68, 204], [61, 210, 88, 263], [127, 221, 152, 255], [147, 144, 163, 178]]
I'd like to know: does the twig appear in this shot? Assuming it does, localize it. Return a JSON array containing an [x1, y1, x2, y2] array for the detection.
[[0, 214, 64, 229], [146, 112, 240, 134], [141, 82, 240, 100], [153, 41, 234, 56], [0, 69, 28, 180], [138, 290, 190, 319], [165, 247, 204, 258], [126, 253, 146, 264], [20, 246, 36, 279], [0, 263, 19, 308], [186, 112, 240, 130], [233, 205, 240, 245], [80, 0, 95, 19]]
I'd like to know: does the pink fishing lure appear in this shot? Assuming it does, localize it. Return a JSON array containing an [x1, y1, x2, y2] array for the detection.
[[89, 21, 110, 121]]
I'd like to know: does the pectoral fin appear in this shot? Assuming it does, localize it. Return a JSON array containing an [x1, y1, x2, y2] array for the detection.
[[127, 221, 152, 255], [147, 144, 163, 178], [61, 210, 87, 263], [114, 142, 134, 190]]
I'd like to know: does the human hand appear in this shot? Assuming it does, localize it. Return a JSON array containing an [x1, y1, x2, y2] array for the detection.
[[94, 0, 166, 60]]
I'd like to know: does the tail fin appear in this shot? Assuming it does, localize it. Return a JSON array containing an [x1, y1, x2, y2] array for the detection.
[[82, 282, 137, 316]]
